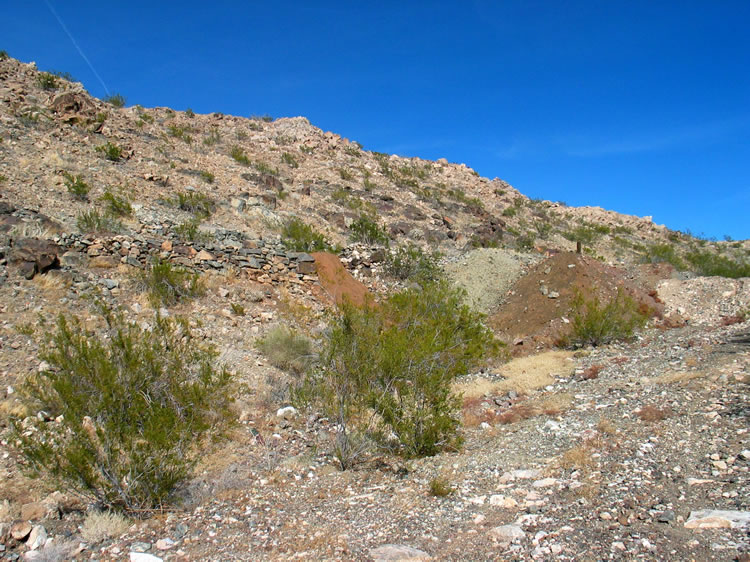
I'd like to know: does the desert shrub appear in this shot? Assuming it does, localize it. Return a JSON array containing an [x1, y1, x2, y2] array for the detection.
[[254, 160, 279, 176], [565, 288, 648, 347], [199, 170, 215, 184], [384, 244, 442, 283], [281, 152, 299, 168], [185, 108, 195, 118], [428, 477, 454, 497], [298, 281, 497, 462], [95, 142, 123, 162], [12, 306, 233, 513], [0, 50, 8, 61], [100, 190, 132, 217], [203, 127, 221, 146], [281, 218, 335, 252], [175, 191, 215, 218], [81, 510, 131, 543], [173, 219, 209, 243], [137, 259, 204, 307], [684, 250, 750, 279], [257, 325, 314, 376], [349, 215, 390, 246], [167, 124, 193, 144], [77, 210, 122, 234], [230, 303, 245, 316], [501, 206, 517, 217], [63, 172, 90, 201], [338, 168, 355, 181], [36, 72, 58, 90], [103, 93, 126, 108], [644, 243, 685, 269], [230, 145, 251, 165]]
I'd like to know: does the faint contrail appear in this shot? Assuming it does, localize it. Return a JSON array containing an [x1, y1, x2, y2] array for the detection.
[[44, 0, 110, 96]]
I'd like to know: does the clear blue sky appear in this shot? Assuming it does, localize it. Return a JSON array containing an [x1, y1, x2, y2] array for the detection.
[[3, 1, 749, 239]]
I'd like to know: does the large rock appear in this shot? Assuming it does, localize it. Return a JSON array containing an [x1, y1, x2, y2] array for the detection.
[[684, 510, 750, 529], [10, 238, 60, 279], [369, 544, 431, 561]]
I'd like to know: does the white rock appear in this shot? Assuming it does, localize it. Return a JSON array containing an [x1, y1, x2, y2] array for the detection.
[[489, 525, 525, 542], [532, 478, 557, 488], [26, 525, 47, 550], [369, 544, 431, 561], [684, 510, 750, 529], [510, 469, 541, 480], [129, 554, 163, 562], [155, 538, 175, 550], [739, 450, 750, 460], [276, 406, 298, 419]]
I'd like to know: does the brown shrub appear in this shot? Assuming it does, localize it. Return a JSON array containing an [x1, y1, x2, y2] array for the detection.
[[636, 404, 672, 422], [580, 364, 603, 380]]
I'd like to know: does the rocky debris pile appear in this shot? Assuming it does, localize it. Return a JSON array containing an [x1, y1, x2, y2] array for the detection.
[[657, 276, 750, 326]]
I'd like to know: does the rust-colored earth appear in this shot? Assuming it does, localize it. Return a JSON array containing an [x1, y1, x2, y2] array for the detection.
[[489, 252, 666, 354], [311, 252, 373, 308]]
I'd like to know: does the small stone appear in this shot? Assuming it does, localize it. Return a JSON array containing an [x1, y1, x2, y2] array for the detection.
[[685, 510, 750, 529], [739, 450, 750, 461], [687, 478, 714, 486], [612, 541, 626, 551], [510, 469, 541, 480], [369, 544, 431, 561], [489, 525, 525, 542], [657, 510, 675, 523], [160, 240, 173, 252], [712, 460, 727, 470], [11, 520, 32, 540], [218, 287, 230, 298], [129, 554, 163, 562], [26, 525, 47, 550], [600, 511, 613, 521], [532, 478, 557, 488], [195, 250, 214, 261], [130, 541, 152, 552], [548, 291, 559, 299], [155, 538, 175, 550]]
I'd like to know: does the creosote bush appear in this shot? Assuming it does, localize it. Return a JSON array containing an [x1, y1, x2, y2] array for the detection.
[[103, 93, 126, 108], [384, 244, 442, 284], [100, 190, 132, 217], [175, 191, 215, 218], [95, 142, 123, 162], [77, 210, 122, 234], [564, 288, 648, 348], [281, 218, 336, 253], [257, 325, 314, 376], [137, 259, 204, 307], [349, 215, 390, 246], [297, 281, 497, 466], [12, 306, 233, 513], [63, 172, 90, 201]]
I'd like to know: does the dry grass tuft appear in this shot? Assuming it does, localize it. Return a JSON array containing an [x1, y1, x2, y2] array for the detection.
[[596, 417, 617, 435], [580, 364, 603, 380], [492, 392, 574, 425], [428, 476, 454, 497], [88, 256, 119, 268], [80, 510, 131, 544], [636, 404, 672, 422]]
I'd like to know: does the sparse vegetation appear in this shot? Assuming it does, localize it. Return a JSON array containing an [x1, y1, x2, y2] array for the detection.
[[257, 325, 314, 376], [0, 50, 8, 61], [338, 168, 355, 181], [137, 259, 204, 307], [76, 210, 122, 234], [282, 218, 336, 252], [230, 145, 251, 165], [173, 219, 209, 243], [684, 249, 750, 279], [203, 126, 221, 146], [349, 215, 390, 246], [384, 244, 442, 283], [36, 72, 58, 90], [185, 108, 195, 118], [564, 288, 648, 348], [167, 124, 193, 144], [254, 161, 279, 176], [281, 152, 299, 168], [95, 141, 123, 162], [100, 190, 132, 217], [103, 93, 126, 108], [175, 191, 215, 218], [62, 172, 90, 201], [199, 170, 215, 184], [81, 511, 131, 543], [12, 305, 233, 513], [429, 477, 454, 497], [230, 303, 245, 316]]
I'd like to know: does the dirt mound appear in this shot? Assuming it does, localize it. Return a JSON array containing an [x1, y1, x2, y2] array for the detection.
[[312, 252, 373, 307], [443, 248, 539, 314], [489, 252, 663, 353]]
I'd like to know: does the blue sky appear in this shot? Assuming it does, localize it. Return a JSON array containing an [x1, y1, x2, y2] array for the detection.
[[3, 1, 749, 239]]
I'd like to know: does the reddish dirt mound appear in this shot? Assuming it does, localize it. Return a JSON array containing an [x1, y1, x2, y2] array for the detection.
[[311, 252, 373, 308], [489, 252, 663, 354]]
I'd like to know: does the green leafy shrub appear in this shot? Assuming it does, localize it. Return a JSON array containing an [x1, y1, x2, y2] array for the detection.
[[95, 142, 123, 162], [137, 259, 204, 307], [565, 288, 648, 348], [77, 210, 122, 234], [199, 170, 215, 184], [185, 108, 195, 118], [281, 218, 335, 252], [281, 152, 299, 168], [384, 244, 442, 283], [36, 72, 58, 90], [167, 124, 193, 144], [63, 172, 90, 201], [103, 93, 126, 108], [12, 306, 233, 513], [0, 50, 8, 61], [298, 281, 497, 463], [100, 190, 132, 217], [349, 215, 390, 246], [230, 146, 251, 165], [685, 250, 750, 279], [175, 191, 215, 218], [257, 325, 314, 376], [643, 243, 685, 269], [429, 477, 454, 497]]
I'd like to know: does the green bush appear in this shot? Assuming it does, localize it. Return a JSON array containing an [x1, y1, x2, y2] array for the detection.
[[203, 127, 221, 146], [0, 50, 8, 61], [429, 477, 454, 497], [12, 306, 233, 513], [230, 146, 251, 165], [77, 210, 122, 234], [297, 281, 497, 464], [349, 215, 390, 246], [281, 152, 299, 168], [63, 172, 90, 201], [281, 218, 336, 252], [257, 325, 314, 376], [175, 191, 215, 218], [254, 161, 279, 176], [173, 219, 209, 243], [685, 250, 750, 279], [338, 168, 354, 181], [103, 93, 126, 108], [137, 259, 204, 307], [36, 72, 58, 90], [199, 170, 215, 184], [643, 243, 685, 269], [565, 288, 648, 348], [100, 190, 132, 217], [185, 108, 195, 118], [95, 142, 123, 162], [384, 244, 442, 283]]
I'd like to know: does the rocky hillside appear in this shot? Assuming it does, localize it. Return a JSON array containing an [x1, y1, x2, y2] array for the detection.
[[0, 54, 749, 561]]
